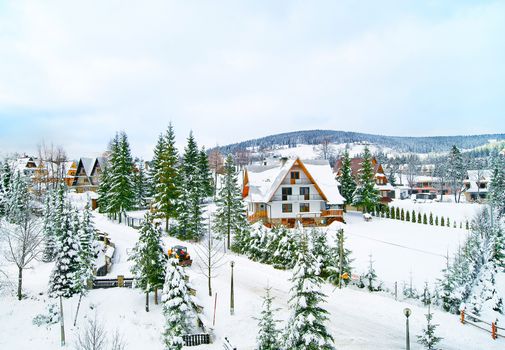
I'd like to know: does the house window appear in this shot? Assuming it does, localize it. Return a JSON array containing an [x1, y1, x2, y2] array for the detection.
[[290, 171, 300, 179], [282, 187, 292, 201], [282, 203, 292, 213], [300, 187, 310, 200], [300, 203, 310, 212]]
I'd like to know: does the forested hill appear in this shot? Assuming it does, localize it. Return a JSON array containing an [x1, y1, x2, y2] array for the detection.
[[218, 130, 505, 154]]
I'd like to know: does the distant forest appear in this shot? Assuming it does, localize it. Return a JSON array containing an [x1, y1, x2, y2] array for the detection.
[[217, 130, 505, 154]]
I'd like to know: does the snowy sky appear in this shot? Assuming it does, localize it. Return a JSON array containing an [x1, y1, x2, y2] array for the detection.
[[0, 0, 504, 159]]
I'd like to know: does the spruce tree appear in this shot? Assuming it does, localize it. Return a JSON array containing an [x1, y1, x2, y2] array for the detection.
[[435, 216, 439, 226], [78, 205, 96, 289], [152, 124, 180, 232], [178, 132, 205, 240], [429, 213, 434, 225], [283, 230, 335, 350], [447, 145, 465, 203], [417, 305, 443, 350], [149, 133, 166, 197], [489, 152, 505, 217], [418, 212, 422, 224], [412, 210, 416, 223], [107, 132, 135, 222], [49, 207, 82, 298], [440, 217, 445, 227], [255, 287, 281, 350], [401, 208, 405, 221], [129, 213, 166, 309], [42, 187, 65, 262], [327, 228, 353, 286], [353, 147, 380, 213], [396, 207, 400, 220], [446, 217, 450, 227], [133, 159, 148, 209], [0, 161, 12, 216], [162, 258, 195, 350], [338, 150, 356, 211], [5, 171, 31, 224], [390, 206, 395, 219], [364, 254, 378, 292], [198, 147, 214, 198], [214, 154, 250, 250], [272, 226, 298, 269], [406, 210, 410, 222], [97, 162, 112, 214]]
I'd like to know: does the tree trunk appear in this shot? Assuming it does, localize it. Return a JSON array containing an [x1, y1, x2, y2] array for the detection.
[[145, 291, 149, 312], [154, 287, 158, 305], [17, 267, 23, 300], [166, 216, 169, 233]]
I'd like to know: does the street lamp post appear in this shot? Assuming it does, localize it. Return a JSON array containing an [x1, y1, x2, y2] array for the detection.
[[230, 261, 235, 315], [404, 308, 412, 350]]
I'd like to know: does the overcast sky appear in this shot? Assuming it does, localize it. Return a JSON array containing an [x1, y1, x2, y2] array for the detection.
[[0, 0, 504, 159]]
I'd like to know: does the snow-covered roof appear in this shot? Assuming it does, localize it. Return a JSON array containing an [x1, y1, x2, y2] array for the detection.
[[465, 170, 492, 182], [80, 157, 96, 176], [244, 158, 344, 205]]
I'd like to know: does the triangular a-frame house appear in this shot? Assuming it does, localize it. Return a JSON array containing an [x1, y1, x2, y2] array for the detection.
[[242, 157, 344, 227]]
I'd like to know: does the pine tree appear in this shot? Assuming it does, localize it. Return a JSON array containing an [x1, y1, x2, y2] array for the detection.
[[178, 132, 205, 240], [447, 145, 465, 203], [272, 226, 298, 269], [107, 132, 135, 222], [0, 161, 12, 216], [489, 152, 505, 217], [42, 188, 65, 262], [338, 150, 356, 211], [255, 287, 281, 350], [353, 147, 381, 213], [214, 154, 250, 250], [97, 162, 112, 214], [133, 158, 148, 209], [162, 258, 195, 350], [364, 254, 378, 292], [78, 205, 96, 290], [49, 207, 82, 298], [198, 147, 214, 198], [283, 230, 335, 350], [326, 228, 353, 286], [149, 133, 166, 197], [129, 213, 166, 308], [417, 305, 442, 350], [247, 224, 271, 264], [152, 124, 180, 233]]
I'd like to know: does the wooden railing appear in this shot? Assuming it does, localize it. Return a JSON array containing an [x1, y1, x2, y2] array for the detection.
[[183, 333, 211, 346], [248, 210, 267, 221], [460, 308, 504, 339], [321, 209, 343, 217]]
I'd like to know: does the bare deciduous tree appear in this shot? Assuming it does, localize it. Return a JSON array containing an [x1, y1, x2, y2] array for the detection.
[[75, 315, 126, 350], [405, 154, 420, 193], [208, 147, 225, 198], [194, 218, 227, 296], [36, 141, 68, 195], [317, 137, 336, 162], [1, 217, 44, 300]]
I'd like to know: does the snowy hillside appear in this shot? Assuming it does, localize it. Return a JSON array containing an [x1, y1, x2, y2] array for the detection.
[[1, 208, 503, 349]]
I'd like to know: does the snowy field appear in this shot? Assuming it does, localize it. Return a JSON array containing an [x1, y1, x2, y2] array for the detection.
[[391, 199, 485, 224], [1, 207, 503, 349]]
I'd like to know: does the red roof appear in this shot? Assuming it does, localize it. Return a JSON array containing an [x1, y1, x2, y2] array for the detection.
[[334, 157, 382, 177]]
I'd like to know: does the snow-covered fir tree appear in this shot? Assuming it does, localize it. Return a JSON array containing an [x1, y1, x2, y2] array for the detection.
[[42, 187, 65, 262], [129, 213, 166, 308], [447, 145, 466, 203], [198, 147, 214, 198], [489, 152, 505, 217], [133, 158, 149, 209], [77, 205, 96, 289], [247, 224, 271, 264], [149, 132, 166, 196], [353, 147, 381, 213], [4, 171, 31, 224], [97, 161, 112, 214], [0, 160, 13, 216], [417, 305, 442, 350], [271, 225, 298, 270], [337, 150, 356, 210], [283, 229, 335, 350], [178, 132, 205, 240], [162, 257, 195, 350], [255, 286, 281, 350], [363, 254, 379, 292], [152, 124, 180, 232], [214, 154, 250, 250], [326, 228, 353, 286], [311, 228, 331, 277], [48, 207, 83, 298], [107, 132, 135, 222]]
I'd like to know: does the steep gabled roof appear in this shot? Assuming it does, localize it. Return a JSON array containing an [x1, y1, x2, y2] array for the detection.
[[243, 158, 344, 204], [334, 157, 382, 177]]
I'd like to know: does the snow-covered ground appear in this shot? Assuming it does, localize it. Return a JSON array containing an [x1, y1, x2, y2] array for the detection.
[[270, 143, 397, 160], [391, 199, 485, 225], [1, 205, 503, 349]]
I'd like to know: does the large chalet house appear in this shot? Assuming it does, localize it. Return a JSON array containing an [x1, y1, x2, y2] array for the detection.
[[334, 156, 393, 203], [242, 157, 345, 227], [72, 157, 107, 193], [463, 170, 492, 203]]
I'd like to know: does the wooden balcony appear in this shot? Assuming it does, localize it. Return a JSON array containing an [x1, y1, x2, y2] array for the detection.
[[248, 210, 268, 221], [321, 209, 343, 217]]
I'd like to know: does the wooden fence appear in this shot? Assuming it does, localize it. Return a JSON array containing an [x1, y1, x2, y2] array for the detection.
[[460, 308, 505, 340], [92, 277, 133, 289], [182, 333, 211, 346], [223, 337, 237, 350]]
